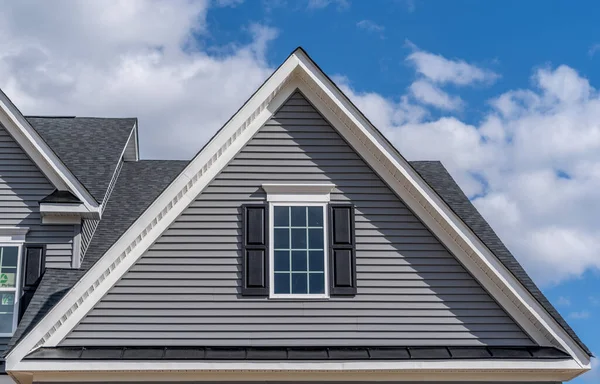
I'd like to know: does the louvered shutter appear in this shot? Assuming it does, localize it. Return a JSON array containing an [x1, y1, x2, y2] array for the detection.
[[329, 204, 356, 295], [241, 204, 269, 295], [19, 246, 45, 319]]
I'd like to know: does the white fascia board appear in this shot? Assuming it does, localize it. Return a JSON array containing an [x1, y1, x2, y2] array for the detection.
[[292, 51, 591, 365], [9, 359, 589, 382], [5, 49, 589, 371], [0, 91, 100, 213], [5, 55, 301, 369]]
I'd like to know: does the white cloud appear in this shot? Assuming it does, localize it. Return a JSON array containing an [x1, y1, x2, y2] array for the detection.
[[306, 0, 349, 10], [409, 80, 463, 110], [356, 20, 384, 34], [557, 296, 571, 306], [569, 310, 591, 320], [406, 41, 499, 86], [0, 0, 276, 159], [340, 63, 600, 286]]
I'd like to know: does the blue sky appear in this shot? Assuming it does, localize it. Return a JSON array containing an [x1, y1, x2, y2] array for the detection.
[[0, 0, 598, 381]]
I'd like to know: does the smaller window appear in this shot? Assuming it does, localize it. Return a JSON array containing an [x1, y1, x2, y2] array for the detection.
[[270, 204, 328, 298], [0, 245, 22, 336]]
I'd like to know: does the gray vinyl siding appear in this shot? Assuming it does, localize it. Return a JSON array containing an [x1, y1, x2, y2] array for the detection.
[[0, 124, 75, 268], [64, 92, 533, 347]]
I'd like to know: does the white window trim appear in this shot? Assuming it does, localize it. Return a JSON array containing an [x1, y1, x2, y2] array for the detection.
[[268, 200, 330, 300], [0, 243, 23, 337], [263, 183, 335, 203]]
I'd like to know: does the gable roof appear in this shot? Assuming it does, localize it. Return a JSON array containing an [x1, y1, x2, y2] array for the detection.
[[0, 90, 100, 213], [27, 117, 137, 204], [411, 161, 591, 356], [5, 48, 590, 378], [7, 159, 188, 353]]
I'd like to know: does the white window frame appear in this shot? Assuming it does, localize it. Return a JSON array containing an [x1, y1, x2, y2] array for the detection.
[[0, 244, 23, 337], [262, 183, 335, 300], [0, 227, 28, 337], [268, 202, 329, 299]]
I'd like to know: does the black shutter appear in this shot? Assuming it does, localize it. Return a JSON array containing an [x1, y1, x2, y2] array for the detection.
[[329, 204, 356, 295], [19, 245, 45, 320], [241, 204, 269, 295]]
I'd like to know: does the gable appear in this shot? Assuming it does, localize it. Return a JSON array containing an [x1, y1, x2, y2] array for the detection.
[[0, 123, 76, 268], [7, 49, 588, 381], [62, 93, 533, 347]]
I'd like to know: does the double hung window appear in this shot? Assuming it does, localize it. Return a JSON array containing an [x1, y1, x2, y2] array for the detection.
[[271, 205, 327, 297]]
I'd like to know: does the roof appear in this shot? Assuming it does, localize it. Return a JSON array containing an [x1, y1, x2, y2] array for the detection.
[[25, 346, 570, 361], [27, 117, 136, 203], [7, 160, 187, 353], [411, 161, 592, 356]]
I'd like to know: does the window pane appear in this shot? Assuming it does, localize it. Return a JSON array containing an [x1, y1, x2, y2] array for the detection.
[[309, 273, 325, 294], [308, 206, 323, 226], [290, 206, 306, 226], [1, 247, 18, 268], [291, 228, 307, 249], [291, 273, 308, 294], [291, 251, 307, 272], [274, 228, 289, 249], [274, 251, 290, 272], [274, 206, 289, 227], [309, 251, 325, 272], [0, 293, 14, 334], [274, 273, 290, 294], [308, 228, 324, 249]]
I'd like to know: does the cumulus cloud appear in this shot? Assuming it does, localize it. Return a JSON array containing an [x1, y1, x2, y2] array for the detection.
[[0, 0, 276, 158], [340, 63, 600, 285], [406, 41, 499, 86], [409, 80, 463, 110]]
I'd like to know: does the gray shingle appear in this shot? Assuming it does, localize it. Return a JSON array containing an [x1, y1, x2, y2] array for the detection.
[[81, 160, 188, 270], [6, 160, 187, 355], [27, 117, 136, 203], [410, 160, 591, 356]]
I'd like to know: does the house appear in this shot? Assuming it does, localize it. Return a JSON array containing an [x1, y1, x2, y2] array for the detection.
[[0, 47, 591, 383]]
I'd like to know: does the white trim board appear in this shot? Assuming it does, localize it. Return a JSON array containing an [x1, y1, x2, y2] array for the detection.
[[0, 90, 100, 214], [5, 48, 590, 374], [9, 359, 588, 383]]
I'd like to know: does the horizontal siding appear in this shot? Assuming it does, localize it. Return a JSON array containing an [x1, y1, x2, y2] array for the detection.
[[66, 92, 533, 347], [0, 124, 74, 268]]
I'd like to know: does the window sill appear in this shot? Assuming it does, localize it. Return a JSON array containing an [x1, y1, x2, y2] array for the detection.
[[269, 294, 329, 300]]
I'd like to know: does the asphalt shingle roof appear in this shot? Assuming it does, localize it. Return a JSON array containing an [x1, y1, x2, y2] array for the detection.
[[411, 160, 591, 356], [7, 160, 187, 353], [27, 117, 136, 203]]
